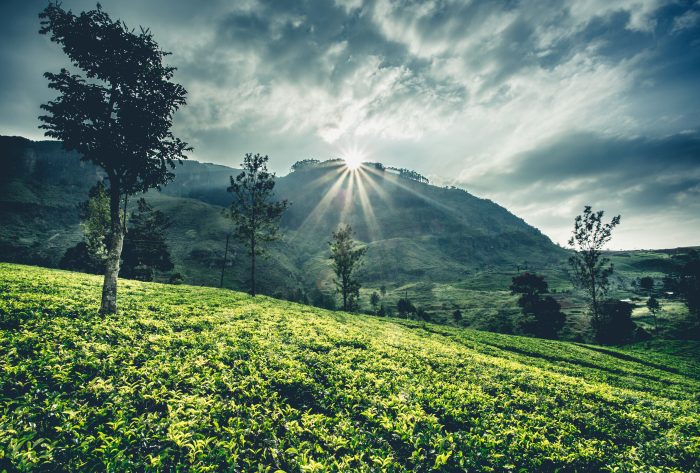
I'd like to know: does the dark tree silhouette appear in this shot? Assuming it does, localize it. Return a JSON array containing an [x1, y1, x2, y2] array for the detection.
[[227, 153, 289, 296], [397, 297, 416, 318], [370, 291, 381, 314], [121, 199, 174, 281], [329, 224, 366, 311], [510, 272, 565, 339], [639, 276, 654, 294], [595, 300, 635, 345], [646, 296, 661, 334], [510, 272, 548, 296], [568, 206, 621, 328], [39, 3, 190, 313], [677, 250, 700, 319]]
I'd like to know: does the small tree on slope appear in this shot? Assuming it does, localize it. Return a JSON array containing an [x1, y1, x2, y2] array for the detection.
[[227, 153, 289, 296], [329, 224, 366, 311], [568, 206, 621, 334]]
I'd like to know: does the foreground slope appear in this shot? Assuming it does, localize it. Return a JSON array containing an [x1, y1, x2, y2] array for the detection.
[[0, 264, 698, 472]]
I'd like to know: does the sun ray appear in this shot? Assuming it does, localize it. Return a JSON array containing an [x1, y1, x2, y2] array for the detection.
[[338, 166, 356, 225], [353, 167, 382, 241], [357, 166, 397, 214], [288, 168, 351, 243], [362, 164, 460, 216]]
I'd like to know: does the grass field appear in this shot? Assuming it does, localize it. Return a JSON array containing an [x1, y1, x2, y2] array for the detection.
[[1, 263, 699, 471]]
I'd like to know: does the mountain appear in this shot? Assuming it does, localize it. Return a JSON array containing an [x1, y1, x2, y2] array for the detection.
[[0, 135, 567, 317], [1, 263, 698, 471]]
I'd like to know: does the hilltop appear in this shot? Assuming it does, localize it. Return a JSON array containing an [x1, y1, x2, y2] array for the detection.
[[0, 263, 698, 471]]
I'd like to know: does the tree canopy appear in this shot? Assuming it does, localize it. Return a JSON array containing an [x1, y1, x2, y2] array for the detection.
[[227, 153, 289, 296], [39, 2, 190, 313]]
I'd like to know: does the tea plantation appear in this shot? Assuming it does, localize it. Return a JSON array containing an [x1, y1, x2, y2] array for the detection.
[[0, 263, 698, 472]]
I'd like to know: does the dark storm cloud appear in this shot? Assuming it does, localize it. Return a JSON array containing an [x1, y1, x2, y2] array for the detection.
[[479, 131, 700, 209]]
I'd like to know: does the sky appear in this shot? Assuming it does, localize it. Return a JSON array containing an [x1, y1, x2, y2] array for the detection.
[[1, 0, 699, 249]]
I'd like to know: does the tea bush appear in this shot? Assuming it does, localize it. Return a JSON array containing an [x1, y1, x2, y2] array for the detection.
[[0, 263, 698, 471]]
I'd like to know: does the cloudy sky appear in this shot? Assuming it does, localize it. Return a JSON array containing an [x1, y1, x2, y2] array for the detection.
[[1, 0, 699, 249]]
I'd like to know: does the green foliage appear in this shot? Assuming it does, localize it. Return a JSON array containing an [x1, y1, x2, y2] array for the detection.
[[38, 2, 190, 314], [386, 167, 430, 183], [80, 182, 110, 262], [674, 250, 700, 318], [329, 225, 366, 311], [369, 291, 380, 313], [568, 206, 621, 325], [227, 153, 289, 296], [59, 182, 110, 274], [0, 263, 698, 471], [510, 272, 565, 339], [121, 198, 174, 281], [290, 159, 321, 172], [397, 297, 416, 318], [595, 300, 637, 345], [640, 276, 654, 292]]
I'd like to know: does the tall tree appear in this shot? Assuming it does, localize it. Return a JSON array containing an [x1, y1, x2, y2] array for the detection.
[[39, 3, 190, 313], [568, 206, 621, 327], [329, 224, 366, 311], [646, 296, 661, 334], [227, 153, 289, 296], [121, 198, 174, 281]]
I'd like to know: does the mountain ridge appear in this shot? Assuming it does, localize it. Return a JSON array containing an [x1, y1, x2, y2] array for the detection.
[[1, 134, 567, 317]]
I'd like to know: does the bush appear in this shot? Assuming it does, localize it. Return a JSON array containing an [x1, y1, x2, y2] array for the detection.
[[594, 300, 636, 345], [168, 272, 185, 285]]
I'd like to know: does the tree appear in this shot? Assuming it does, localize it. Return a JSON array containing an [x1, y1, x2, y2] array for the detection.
[[329, 224, 366, 311], [60, 181, 110, 274], [639, 276, 654, 294], [290, 159, 320, 172], [121, 198, 174, 281], [646, 296, 661, 334], [370, 291, 381, 314], [595, 300, 635, 344], [227, 153, 289, 296], [510, 272, 565, 339], [453, 309, 463, 322], [39, 3, 190, 313], [510, 272, 548, 295], [568, 206, 621, 328], [677, 250, 700, 319], [79, 181, 111, 265], [416, 306, 430, 321], [397, 297, 416, 318]]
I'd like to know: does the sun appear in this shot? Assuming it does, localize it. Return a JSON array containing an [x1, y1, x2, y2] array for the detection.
[[343, 150, 364, 170]]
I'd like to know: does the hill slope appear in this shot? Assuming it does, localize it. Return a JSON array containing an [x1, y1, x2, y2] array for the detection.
[[1, 263, 698, 471], [0, 136, 566, 298]]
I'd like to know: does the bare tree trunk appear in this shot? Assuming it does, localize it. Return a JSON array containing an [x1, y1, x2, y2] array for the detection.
[[100, 184, 125, 314]]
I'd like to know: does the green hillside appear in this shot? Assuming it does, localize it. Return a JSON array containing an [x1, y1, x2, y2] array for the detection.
[[0, 136, 565, 298], [1, 263, 698, 471], [1, 136, 696, 337]]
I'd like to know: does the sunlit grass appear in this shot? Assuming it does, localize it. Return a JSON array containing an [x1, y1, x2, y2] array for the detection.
[[1, 263, 698, 471]]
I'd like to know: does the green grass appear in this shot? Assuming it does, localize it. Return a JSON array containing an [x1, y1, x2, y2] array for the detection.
[[1, 263, 699, 472]]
